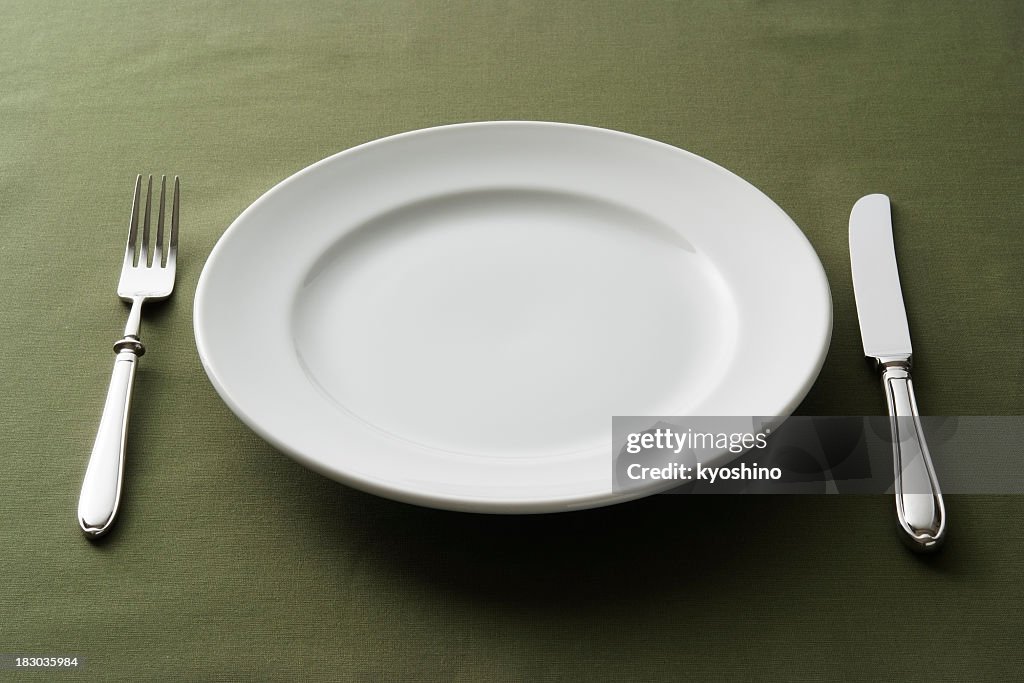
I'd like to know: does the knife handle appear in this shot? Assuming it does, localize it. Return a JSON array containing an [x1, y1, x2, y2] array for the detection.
[[78, 339, 141, 538], [882, 363, 946, 551]]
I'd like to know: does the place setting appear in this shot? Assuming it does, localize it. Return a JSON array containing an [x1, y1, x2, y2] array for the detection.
[[78, 121, 945, 551]]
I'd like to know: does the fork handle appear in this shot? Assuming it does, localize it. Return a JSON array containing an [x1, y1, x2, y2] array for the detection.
[[882, 363, 946, 552], [78, 337, 144, 538]]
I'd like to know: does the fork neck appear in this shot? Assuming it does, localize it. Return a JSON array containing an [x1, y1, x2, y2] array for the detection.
[[123, 297, 144, 339]]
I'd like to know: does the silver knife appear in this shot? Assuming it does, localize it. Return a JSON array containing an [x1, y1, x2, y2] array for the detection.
[[849, 194, 946, 551]]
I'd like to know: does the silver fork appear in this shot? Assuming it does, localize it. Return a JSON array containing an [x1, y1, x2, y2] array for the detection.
[[78, 175, 180, 539]]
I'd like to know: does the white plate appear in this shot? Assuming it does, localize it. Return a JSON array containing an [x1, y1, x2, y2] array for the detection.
[[194, 122, 831, 512]]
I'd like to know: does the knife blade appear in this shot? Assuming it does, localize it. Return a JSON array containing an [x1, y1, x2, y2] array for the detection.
[[849, 194, 946, 551]]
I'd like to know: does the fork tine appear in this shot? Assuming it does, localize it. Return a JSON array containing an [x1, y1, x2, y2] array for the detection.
[[124, 175, 142, 266], [139, 175, 153, 267], [153, 175, 166, 268], [167, 176, 179, 269]]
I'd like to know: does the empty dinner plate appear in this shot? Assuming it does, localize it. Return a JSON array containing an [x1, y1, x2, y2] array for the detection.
[[194, 121, 831, 512]]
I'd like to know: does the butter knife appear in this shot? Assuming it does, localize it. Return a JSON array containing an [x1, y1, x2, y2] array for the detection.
[[849, 194, 946, 551]]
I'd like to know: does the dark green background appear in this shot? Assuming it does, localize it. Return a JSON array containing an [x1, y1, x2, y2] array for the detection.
[[2, 1, 1021, 679]]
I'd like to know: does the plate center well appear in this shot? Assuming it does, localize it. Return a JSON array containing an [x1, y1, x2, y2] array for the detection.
[[292, 189, 737, 457]]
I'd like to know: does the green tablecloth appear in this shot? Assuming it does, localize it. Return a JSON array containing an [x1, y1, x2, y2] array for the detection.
[[2, 1, 1022, 679]]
